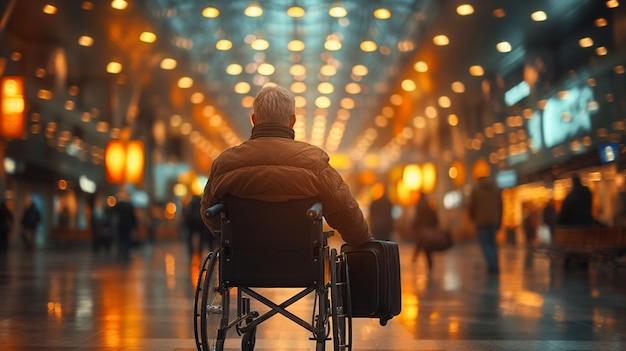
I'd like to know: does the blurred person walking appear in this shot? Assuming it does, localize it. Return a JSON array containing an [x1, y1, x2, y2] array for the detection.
[[368, 186, 394, 241], [20, 195, 41, 252], [184, 195, 213, 256], [557, 174, 593, 226], [468, 176, 503, 275], [0, 199, 13, 255], [411, 194, 439, 270], [113, 188, 137, 261]]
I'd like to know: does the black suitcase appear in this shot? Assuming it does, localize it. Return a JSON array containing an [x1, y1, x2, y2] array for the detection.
[[341, 240, 401, 325]]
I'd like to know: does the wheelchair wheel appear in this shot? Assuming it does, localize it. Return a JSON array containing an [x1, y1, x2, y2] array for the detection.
[[330, 249, 352, 351], [195, 249, 226, 351], [241, 327, 256, 351]]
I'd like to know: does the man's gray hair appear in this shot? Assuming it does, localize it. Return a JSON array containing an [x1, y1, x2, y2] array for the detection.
[[253, 85, 295, 125]]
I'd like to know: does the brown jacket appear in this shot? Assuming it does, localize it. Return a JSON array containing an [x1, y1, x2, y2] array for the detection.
[[468, 177, 503, 227], [201, 123, 372, 246]]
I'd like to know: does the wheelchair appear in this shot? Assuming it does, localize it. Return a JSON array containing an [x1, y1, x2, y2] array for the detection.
[[193, 196, 352, 351]]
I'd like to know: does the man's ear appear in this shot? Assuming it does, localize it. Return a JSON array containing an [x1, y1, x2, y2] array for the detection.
[[289, 114, 296, 127], [251, 114, 257, 126]]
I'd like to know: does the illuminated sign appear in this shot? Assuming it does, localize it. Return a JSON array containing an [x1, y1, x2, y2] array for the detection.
[[0, 76, 25, 139]]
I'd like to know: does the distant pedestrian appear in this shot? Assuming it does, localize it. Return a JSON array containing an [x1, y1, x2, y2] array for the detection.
[[20, 195, 41, 252], [411, 194, 438, 270], [468, 176, 503, 274], [113, 188, 137, 261], [184, 195, 213, 256], [0, 199, 14, 255], [557, 174, 593, 226], [368, 186, 394, 241]]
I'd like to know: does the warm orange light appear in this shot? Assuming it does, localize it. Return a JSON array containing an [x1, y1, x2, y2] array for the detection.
[[125, 141, 144, 184], [402, 164, 422, 191], [450, 160, 466, 187], [472, 158, 491, 179], [105, 140, 144, 184], [0, 76, 25, 139], [421, 162, 437, 194]]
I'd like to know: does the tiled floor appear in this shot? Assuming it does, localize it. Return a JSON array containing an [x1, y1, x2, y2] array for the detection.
[[1, 235, 625, 350]]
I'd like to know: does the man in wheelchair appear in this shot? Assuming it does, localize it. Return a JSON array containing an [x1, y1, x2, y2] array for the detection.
[[194, 85, 373, 351], [200, 85, 372, 247]]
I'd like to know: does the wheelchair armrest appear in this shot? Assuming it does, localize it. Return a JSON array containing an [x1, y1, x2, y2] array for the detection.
[[306, 202, 323, 220], [204, 203, 224, 219]]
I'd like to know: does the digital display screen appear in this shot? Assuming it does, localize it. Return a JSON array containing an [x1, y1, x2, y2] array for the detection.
[[599, 142, 618, 164]]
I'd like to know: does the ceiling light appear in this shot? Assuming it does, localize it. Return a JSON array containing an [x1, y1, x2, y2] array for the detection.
[[456, 4, 474, 16], [448, 114, 459, 126], [493, 8, 506, 18], [340, 98, 355, 109], [413, 61, 428, 72], [43, 4, 57, 14], [433, 34, 449, 46], [360, 40, 377, 52], [234, 82, 251, 94], [496, 41, 512, 52], [290, 64, 306, 76], [606, 0, 619, 9], [295, 96, 307, 108], [596, 46, 608, 56], [390, 94, 403, 106], [595, 18, 608, 27], [139, 32, 157, 43], [287, 6, 305, 17], [78, 36, 93, 47], [190, 92, 204, 104], [329, 5, 347, 18], [579, 37, 594, 48], [438, 96, 451, 108], [160, 58, 177, 70], [244, 3, 263, 17], [451, 81, 465, 93], [111, 0, 128, 10], [251, 39, 269, 50], [226, 64, 243, 75], [216, 39, 233, 50], [373, 8, 391, 19], [401, 79, 416, 92], [257, 63, 275, 75], [425, 106, 437, 118], [106, 61, 122, 74], [315, 96, 331, 108], [320, 64, 337, 76], [469, 65, 484, 76], [178, 77, 193, 88], [202, 7, 220, 18], [288, 40, 305, 52], [291, 82, 307, 94], [531, 11, 547, 22], [345, 83, 361, 94], [318, 82, 334, 94], [352, 65, 368, 76], [325, 37, 342, 51]]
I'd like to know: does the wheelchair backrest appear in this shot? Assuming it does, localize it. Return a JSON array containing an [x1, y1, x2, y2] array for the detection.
[[219, 196, 325, 288]]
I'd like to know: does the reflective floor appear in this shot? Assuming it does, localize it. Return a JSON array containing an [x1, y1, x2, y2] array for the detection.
[[1, 236, 626, 350]]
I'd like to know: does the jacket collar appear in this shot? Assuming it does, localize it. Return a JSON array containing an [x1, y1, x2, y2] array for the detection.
[[250, 123, 295, 140]]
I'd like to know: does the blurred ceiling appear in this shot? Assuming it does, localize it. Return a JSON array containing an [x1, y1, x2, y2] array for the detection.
[[0, 0, 616, 170]]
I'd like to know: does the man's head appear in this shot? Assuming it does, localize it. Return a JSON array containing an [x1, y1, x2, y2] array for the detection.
[[572, 173, 582, 186], [251, 85, 296, 127]]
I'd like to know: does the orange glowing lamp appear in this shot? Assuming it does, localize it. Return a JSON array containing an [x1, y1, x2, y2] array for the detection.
[[105, 140, 144, 184], [0, 76, 25, 139], [421, 162, 437, 194]]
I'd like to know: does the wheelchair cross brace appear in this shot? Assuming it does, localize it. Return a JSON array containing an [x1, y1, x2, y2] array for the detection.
[[234, 286, 322, 335]]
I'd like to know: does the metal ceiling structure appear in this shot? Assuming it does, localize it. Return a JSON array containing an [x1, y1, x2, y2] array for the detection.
[[0, 0, 621, 179]]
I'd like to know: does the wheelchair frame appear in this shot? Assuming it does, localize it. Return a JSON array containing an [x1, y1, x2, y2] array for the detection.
[[193, 199, 352, 351]]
